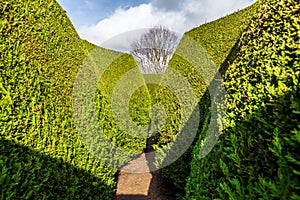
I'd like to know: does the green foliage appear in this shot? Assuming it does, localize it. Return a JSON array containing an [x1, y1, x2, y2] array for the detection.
[[186, 1, 260, 69], [155, 2, 260, 193], [0, 0, 116, 199], [2, 0, 298, 199], [185, 0, 300, 199], [95, 53, 150, 153], [152, 54, 208, 191]]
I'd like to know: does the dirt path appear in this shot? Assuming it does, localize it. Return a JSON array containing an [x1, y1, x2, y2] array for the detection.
[[115, 137, 177, 200]]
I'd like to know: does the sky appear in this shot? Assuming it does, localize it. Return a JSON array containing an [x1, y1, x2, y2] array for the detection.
[[57, 0, 256, 52]]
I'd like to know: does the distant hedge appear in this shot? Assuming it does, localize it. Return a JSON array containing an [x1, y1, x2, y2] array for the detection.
[[94, 52, 150, 163], [185, 0, 300, 199]]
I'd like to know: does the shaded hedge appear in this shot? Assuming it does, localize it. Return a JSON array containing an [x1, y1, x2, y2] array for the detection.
[[185, 0, 300, 199]]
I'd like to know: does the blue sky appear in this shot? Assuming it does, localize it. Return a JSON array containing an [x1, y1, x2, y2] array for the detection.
[[57, 0, 150, 28], [57, 0, 256, 51]]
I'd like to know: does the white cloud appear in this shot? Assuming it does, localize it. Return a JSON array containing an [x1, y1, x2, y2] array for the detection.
[[78, 0, 254, 52]]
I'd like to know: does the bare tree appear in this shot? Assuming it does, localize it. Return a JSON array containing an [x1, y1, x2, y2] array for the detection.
[[130, 26, 180, 74]]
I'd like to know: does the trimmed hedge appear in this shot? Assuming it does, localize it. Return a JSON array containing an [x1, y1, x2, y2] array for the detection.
[[153, 2, 260, 194], [0, 1, 117, 199], [185, 0, 300, 199], [2, 0, 298, 199], [95, 52, 150, 157]]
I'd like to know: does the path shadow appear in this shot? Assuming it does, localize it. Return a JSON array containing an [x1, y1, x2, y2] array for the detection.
[[114, 135, 178, 200], [145, 136, 178, 199]]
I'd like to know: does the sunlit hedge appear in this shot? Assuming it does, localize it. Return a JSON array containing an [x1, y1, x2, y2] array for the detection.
[[0, 1, 116, 199]]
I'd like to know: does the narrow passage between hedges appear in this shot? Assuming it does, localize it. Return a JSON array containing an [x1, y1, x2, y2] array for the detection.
[[115, 137, 177, 200]]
